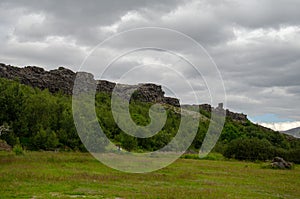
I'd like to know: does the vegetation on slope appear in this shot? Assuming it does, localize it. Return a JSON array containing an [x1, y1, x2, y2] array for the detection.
[[0, 78, 300, 162]]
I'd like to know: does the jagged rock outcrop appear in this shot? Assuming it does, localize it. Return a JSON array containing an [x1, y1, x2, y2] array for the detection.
[[132, 84, 179, 106], [134, 83, 165, 102], [199, 103, 247, 122], [0, 63, 180, 106], [199, 104, 212, 112], [0, 63, 250, 116], [96, 80, 116, 93], [162, 97, 180, 107], [226, 110, 247, 121], [0, 63, 75, 94]]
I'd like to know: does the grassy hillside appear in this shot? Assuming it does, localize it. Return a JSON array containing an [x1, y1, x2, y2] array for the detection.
[[0, 151, 299, 198], [0, 78, 300, 162]]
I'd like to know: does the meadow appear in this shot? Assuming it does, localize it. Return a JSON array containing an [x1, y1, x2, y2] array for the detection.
[[0, 151, 299, 198]]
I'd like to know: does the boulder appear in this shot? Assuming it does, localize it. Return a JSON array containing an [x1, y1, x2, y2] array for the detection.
[[271, 157, 293, 169], [0, 140, 12, 151]]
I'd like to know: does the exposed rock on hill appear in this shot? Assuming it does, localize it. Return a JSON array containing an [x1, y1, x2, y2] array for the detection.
[[199, 103, 247, 122], [0, 63, 180, 107], [0, 63, 249, 121], [0, 63, 75, 95]]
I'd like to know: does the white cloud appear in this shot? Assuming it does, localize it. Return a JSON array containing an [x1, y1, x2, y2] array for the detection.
[[229, 25, 300, 46], [100, 11, 147, 33], [0, 0, 300, 121]]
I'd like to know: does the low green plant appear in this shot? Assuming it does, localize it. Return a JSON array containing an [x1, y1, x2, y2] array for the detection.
[[201, 152, 225, 161], [13, 144, 24, 155], [181, 153, 200, 160], [181, 153, 225, 161]]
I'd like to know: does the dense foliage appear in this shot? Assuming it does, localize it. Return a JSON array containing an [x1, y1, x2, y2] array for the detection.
[[0, 78, 300, 162], [0, 78, 81, 151]]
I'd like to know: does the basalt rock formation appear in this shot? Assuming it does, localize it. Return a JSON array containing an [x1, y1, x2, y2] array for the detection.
[[199, 103, 247, 122], [0, 63, 249, 121], [0, 63, 75, 95], [0, 63, 180, 107]]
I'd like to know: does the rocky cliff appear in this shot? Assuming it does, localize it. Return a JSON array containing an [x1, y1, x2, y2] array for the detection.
[[198, 103, 247, 122], [0, 63, 180, 107], [0, 63, 248, 121], [0, 63, 75, 94]]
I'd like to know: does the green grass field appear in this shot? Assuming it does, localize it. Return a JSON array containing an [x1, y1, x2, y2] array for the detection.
[[0, 151, 299, 199]]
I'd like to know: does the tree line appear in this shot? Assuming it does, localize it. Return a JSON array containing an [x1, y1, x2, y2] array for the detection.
[[0, 78, 299, 163]]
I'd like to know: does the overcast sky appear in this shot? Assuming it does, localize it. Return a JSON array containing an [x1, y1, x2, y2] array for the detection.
[[0, 0, 299, 130]]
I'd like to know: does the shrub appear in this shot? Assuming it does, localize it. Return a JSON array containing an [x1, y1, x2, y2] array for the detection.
[[13, 144, 24, 155], [181, 154, 200, 160], [202, 153, 225, 161], [32, 128, 59, 150], [181, 153, 224, 161], [224, 138, 273, 161], [285, 149, 300, 164]]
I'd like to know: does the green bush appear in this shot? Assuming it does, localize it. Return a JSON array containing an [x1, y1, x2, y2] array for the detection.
[[202, 153, 225, 161], [224, 138, 273, 161], [261, 146, 300, 164], [32, 128, 59, 150], [181, 154, 200, 160], [1, 77, 300, 162], [13, 144, 24, 155], [181, 153, 224, 161]]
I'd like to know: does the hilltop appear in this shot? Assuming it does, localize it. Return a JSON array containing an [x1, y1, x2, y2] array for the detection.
[[0, 63, 179, 107], [0, 63, 246, 122], [0, 63, 299, 163]]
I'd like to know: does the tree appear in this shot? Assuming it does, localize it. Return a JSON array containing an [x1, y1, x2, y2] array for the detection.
[[224, 138, 273, 161], [32, 128, 59, 150]]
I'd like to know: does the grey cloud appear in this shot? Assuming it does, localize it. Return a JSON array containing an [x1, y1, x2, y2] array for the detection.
[[0, 0, 181, 45], [0, 0, 300, 121], [224, 0, 300, 28]]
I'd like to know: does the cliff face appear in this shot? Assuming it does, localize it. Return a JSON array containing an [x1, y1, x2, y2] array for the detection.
[[0, 63, 248, 121], [0, 63, 180, 107], [0, 64, 75, 95], [199, 103, 247, 122]]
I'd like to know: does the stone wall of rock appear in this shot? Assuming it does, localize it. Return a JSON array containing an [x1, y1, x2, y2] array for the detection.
[[0, 63, 180, 106], [198, 103, 247, 122], [162, 97, 180, 107], [0, 63, 249, 115], [135, 83, 165, 103], [0, 63, 76, 94], [199, 104, 212, 112], [96, 80, 116, 93], [0, 63, 248, 116], [225, 110, 247, 121]]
